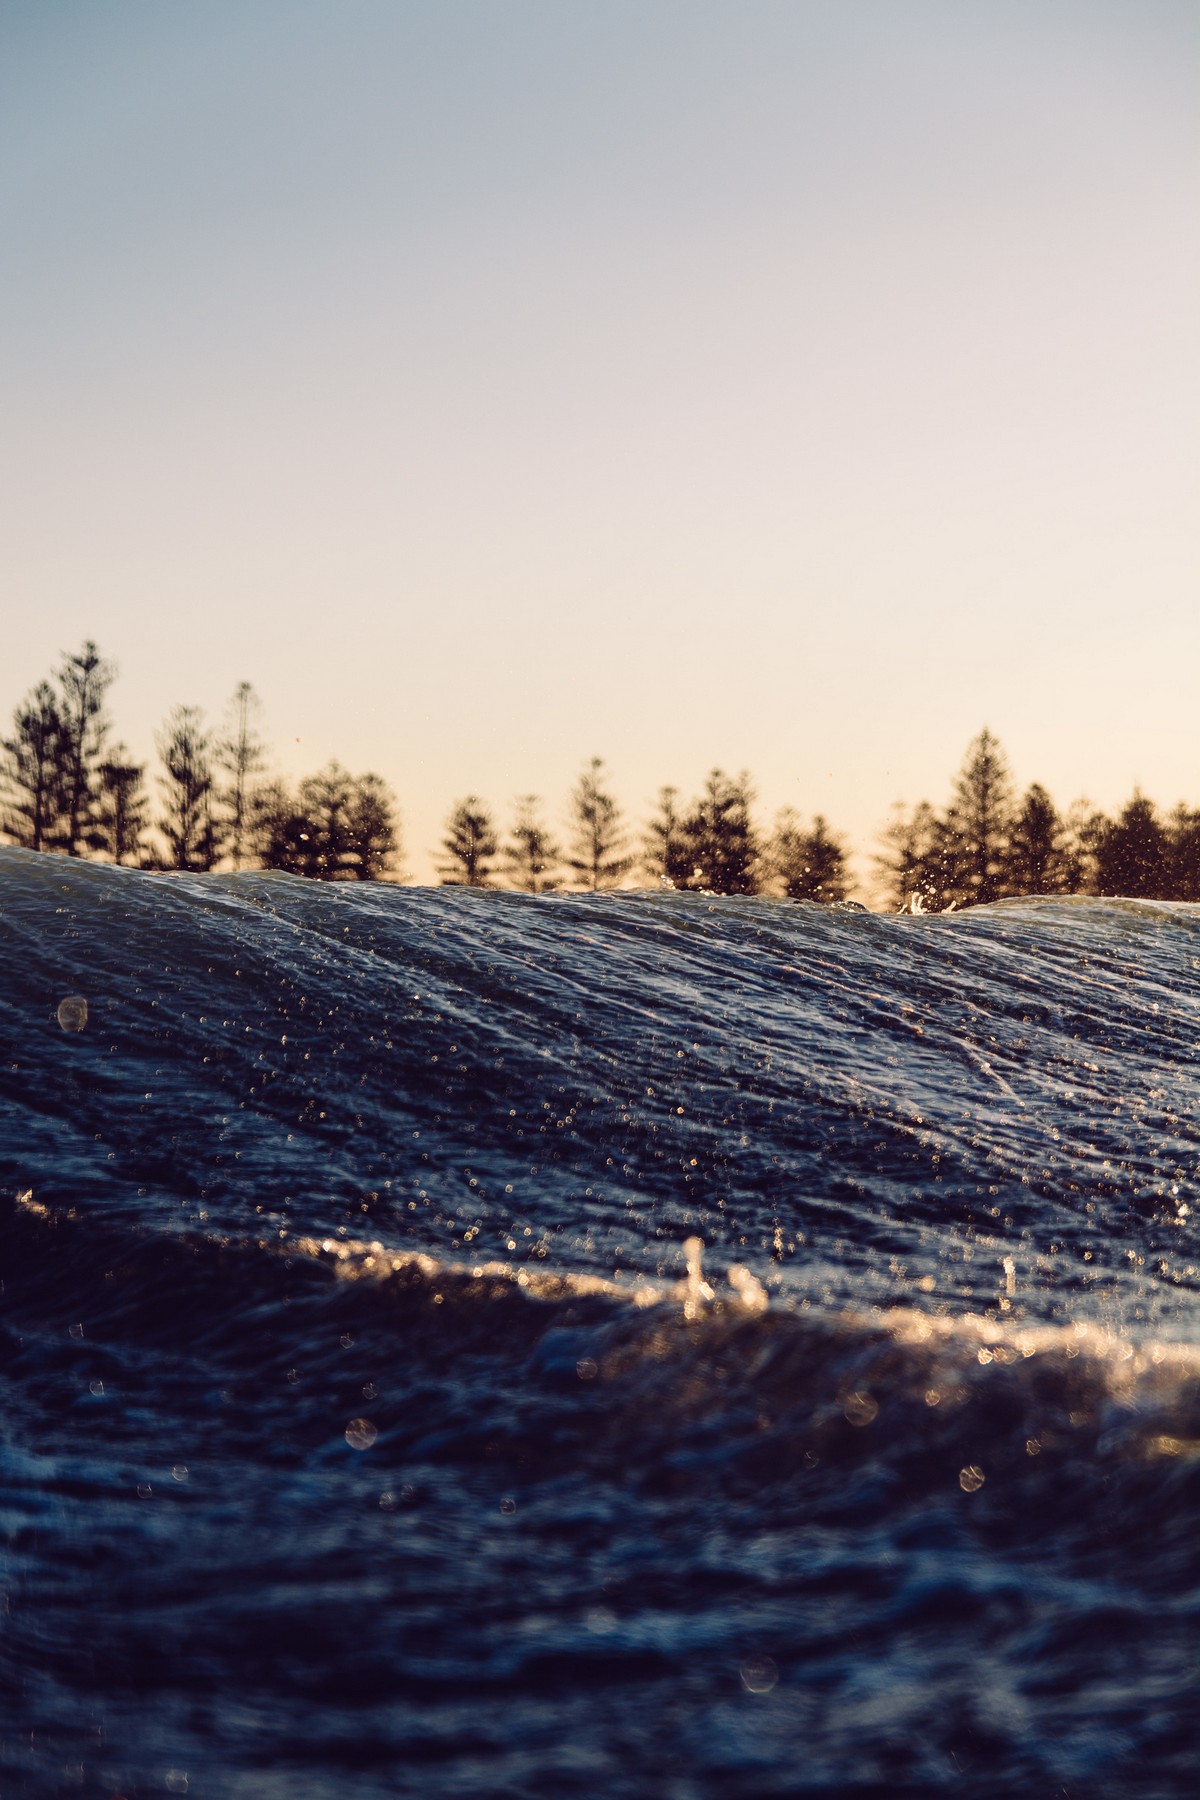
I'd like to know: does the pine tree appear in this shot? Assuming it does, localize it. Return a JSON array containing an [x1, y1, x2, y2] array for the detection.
[[505, 795, 561, 892], [97, 753, 149, 866], [55, 641, 114, 856], [439, 797, 498, 886], [771, 808, 850, 902], [253, 780, 314, 877], [1005, 783, 1067, 896], [642, 786, 692, 887], [941, 729, 1013, 907], [566, 758, 631, 890], [296, 763, 354, 879], [217, 681, 267, 870], [1167, 805, 1200, 902], [1060, 799, 1108, 895], [875, 800, 948, 910], [1094, 793, 1169, 898], [157, 706, 220, 871], [344, 773, 399, 880], [1, 681, 65, 851], [679, 769, 760, 894]]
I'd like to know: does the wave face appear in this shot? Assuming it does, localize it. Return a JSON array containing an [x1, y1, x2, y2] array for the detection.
[[2, 848, 1199, 1797]]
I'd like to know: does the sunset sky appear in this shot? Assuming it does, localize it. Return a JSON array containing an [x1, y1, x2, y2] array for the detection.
[[2, 0, 1196, 886]]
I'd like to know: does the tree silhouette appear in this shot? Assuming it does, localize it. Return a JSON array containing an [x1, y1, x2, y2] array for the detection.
[[1095, 793, 1169, 898], [217, 681, 267, 870], [157, 706, 220, 871], [505, 795, 561, 892], [771, 808, 850, 902], [875, 800, 948, 910], [642, 786, 691, 887], [566, 757, 631, 889], [1005, 783, 1068, 896], [344, 772, 399, 880], [98, 753, 148, 866], [1167, 805, 1200, 902], [439, 797, 498, 886], [941, 729, 1013, 907], [1059, 799, 1107, 896], [56, 641, 114, 856], [679, 769, 760, 894], [1, 681, 65, 851]]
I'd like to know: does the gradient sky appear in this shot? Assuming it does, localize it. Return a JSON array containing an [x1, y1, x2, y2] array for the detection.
[[2, 0, 1197, 887]]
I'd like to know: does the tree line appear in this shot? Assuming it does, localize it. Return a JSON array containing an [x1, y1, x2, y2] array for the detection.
[[877, 727, 1200, 908], [0, 644, 398, 879], [3, 645, 1198, 906]]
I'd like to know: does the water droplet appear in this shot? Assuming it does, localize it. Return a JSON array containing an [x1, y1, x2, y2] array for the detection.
[[57, 995, 88, 1033], [88, 1379, 104, 1396], [959, 1464, 985, 1493], [499, 1495, 517, 1515], [740, 1655, 779, 1694], [172, 1466, 188, 1482], [843, 1391, 879, 1427], [345, 1418, 378, 1451], [576, 1358, 598, 1381]]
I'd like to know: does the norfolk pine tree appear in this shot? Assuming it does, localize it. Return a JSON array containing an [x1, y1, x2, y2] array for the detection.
[[439, 798, 499, 886], [505, 796, 561, 892], [56, 641, 114, 855], [642, 786, 692, 887], [157, 706, 220, 871], [1, 681, 65, 851], [218, 681, 267, 870], [566, 758, 631, 890]]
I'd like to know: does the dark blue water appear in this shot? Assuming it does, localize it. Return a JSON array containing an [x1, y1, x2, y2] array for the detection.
[[2, 849, 1198, 1797]]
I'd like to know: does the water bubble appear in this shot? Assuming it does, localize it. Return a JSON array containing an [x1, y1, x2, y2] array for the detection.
[[959, 1464, 985, 1493], [136, 1483, 153, 1499], [379, 1491, 398, 1511], [56, 995, 88, 1033], [499, 1495, 517, 1515], [843, 1391, 879, 1427], [345, 1418, 378, 1451], [740, 1655, 779, 1694], [164, 1773, 189, 1794], [576, 1358, 598, 1381], [171, 1466, 188, 1482], [88, 1379, 104, 1396]]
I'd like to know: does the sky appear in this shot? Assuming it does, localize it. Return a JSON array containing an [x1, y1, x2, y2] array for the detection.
[[1, 0, 1197, 888]]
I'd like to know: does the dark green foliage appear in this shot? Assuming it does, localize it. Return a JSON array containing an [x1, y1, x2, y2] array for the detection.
[[642, 786, 692, 887], [1005, 783, 1068, 896], [157, 706, 220, 871], [1165, 806, 1200, 901], [56, 641, 114, 856], [439, 797, 498, 887], [875, 800, 949, 911], [505, 795, 561, 892], [941, 728, 1012, 907], [97, 753, 149, 865], [217, 682, 267, 870], [771, 808, 850, 902], [2, 681, 65, 851], [1095, 793, 1169, 898], [256, 764, 399, 881], [566, 758, 631, 890], [344, 772, 399, 880], [678, 769, 760, 894]]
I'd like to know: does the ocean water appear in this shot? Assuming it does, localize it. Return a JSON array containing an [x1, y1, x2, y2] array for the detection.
[[1, 847, 1198, 1798]]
